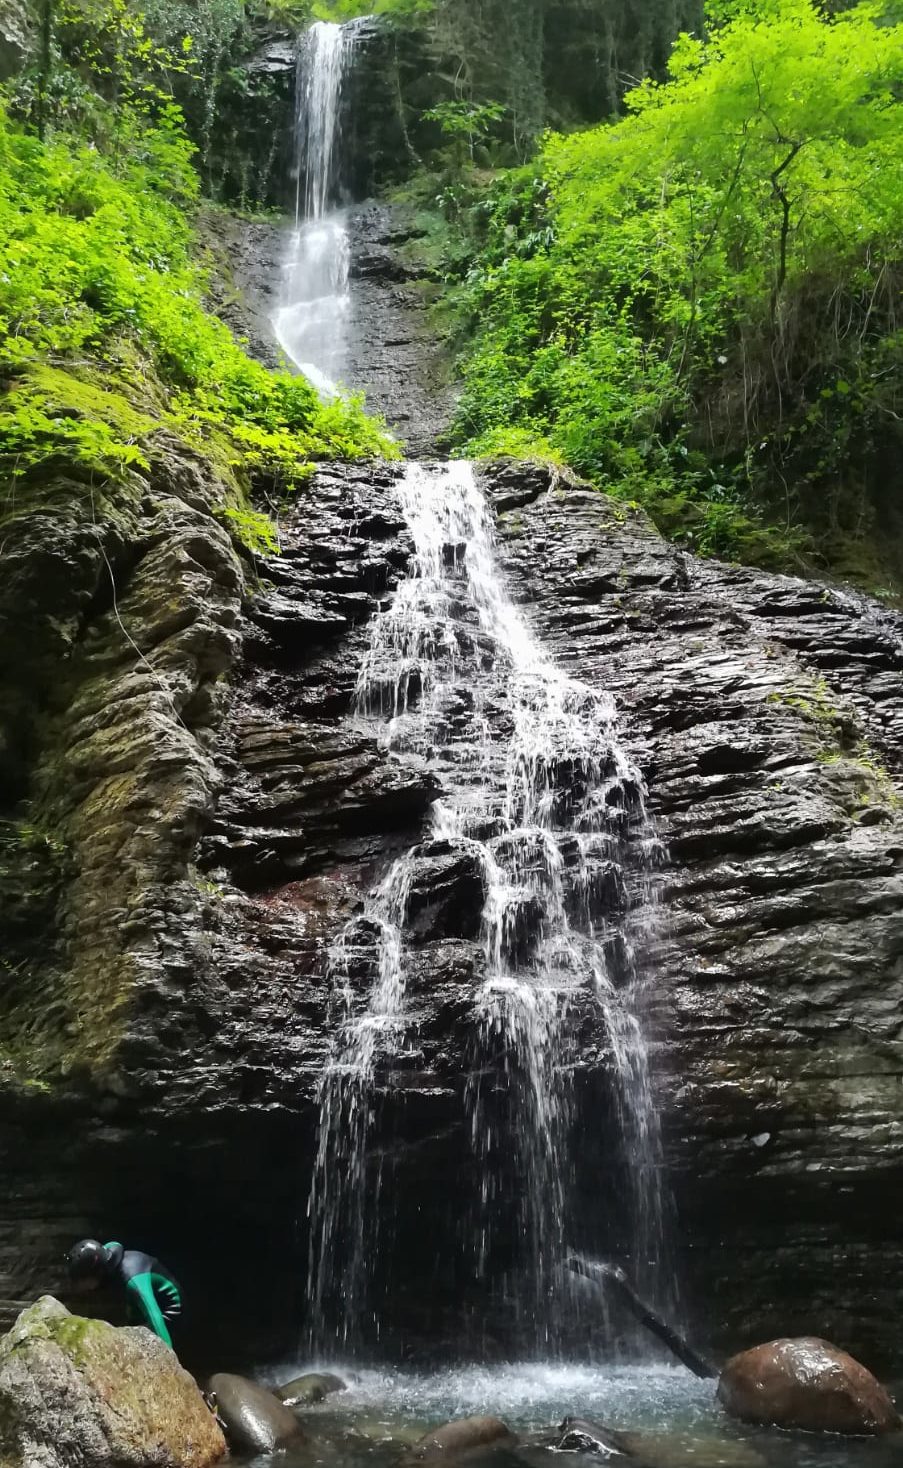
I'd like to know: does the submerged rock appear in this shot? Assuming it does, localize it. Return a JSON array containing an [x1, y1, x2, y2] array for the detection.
[[409, 1415, 516, 1458], [276, 1369, 347, 1405], [557, 1417, 630, 1456], [209, 1372, 306, 1452], [716, 1337, 901, 1434], [0, 1296, 225, 1468]]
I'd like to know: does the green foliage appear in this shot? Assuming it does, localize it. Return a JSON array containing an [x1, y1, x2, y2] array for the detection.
[[216, 503, 281, 556], [422, 99, 506, 166], [0, 99, 395, 494], [0, 365, 155, 474], [451, 0, 903, 581], [313, 0, 433, 17]]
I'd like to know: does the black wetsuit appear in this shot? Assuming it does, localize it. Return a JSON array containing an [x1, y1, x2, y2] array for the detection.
[[102, 1242, 182, 1348]]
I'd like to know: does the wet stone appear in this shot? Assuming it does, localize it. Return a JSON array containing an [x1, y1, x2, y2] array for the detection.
[[406, 840, 487, 943], [716, 1337, 901, 1435], [209, 1373, 306, 1454], [556, 1416, 630, 1457], [275, 1370, 347, 1405], [408, 1416, 517, 1459]]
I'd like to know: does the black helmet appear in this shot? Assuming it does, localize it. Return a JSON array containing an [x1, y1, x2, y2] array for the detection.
[[66, 1239, 108, 1279]]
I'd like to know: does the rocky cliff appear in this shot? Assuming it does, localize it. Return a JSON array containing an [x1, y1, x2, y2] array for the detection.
[[1, 443, 901, 1367]]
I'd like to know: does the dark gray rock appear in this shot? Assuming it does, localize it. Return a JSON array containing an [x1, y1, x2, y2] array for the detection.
[[209, 1372, 305, 1453], [1, 453, 903, 1368], [0, 0, 30, 78], [201, 204, 457, 456], [406, 840, 487, 942], [557, 1417, 630, 1456], [485, 463, 903, 1361], [344, 204, 457, 456]]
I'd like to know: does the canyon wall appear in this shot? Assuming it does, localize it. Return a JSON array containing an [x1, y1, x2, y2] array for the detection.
[[1, 451, 901, 1365]]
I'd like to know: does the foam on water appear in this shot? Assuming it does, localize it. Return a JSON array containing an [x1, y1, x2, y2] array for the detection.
[[258, 1361, 903, 1468]]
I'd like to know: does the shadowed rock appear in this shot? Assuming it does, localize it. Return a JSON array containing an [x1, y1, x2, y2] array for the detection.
[[276, 1370, 347, 1405], [2, 451, 903, 1364], [557, 1417, 630, 1457]]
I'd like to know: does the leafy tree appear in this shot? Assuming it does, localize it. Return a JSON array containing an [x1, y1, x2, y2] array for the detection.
[[452, 0, 903, 582]]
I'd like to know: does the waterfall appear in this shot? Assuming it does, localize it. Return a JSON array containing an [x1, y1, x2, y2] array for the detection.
[[273, 20, 369, 395], [306, 462, 673, 1354]]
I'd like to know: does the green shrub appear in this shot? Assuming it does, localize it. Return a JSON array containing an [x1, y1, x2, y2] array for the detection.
[[451, 0, 903, 580], [0, 99, 396, 497]]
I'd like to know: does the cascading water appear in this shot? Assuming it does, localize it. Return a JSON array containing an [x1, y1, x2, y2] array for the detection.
[[273, 19, 369, 395], [306, 462, 674, 1354]]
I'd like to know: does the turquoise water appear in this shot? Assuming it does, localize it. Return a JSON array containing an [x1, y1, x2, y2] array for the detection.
[[252, 1362, 903, 1468]]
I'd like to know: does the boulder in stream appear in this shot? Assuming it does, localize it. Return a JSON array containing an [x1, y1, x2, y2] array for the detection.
[[0, 1296, 225, 1468], [209, 1371, 306, 1452], [275, 1369, 348, 1405], [557, 1417, 630, 1456], [717, 1336, 901, 1434], [409, 1415, 516, 1458]]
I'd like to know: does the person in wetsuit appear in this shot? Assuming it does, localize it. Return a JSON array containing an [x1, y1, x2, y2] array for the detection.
[[67, 1240, 182, 1348]]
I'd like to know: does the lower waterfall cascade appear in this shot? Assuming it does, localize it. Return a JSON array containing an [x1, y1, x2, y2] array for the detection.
[[305, 461, 675, 1355]]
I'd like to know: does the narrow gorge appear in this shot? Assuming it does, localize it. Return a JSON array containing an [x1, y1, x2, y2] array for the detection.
[[1, 3, 902, 1465]]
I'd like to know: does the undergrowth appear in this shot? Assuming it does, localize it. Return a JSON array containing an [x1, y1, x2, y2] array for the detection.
[[0, 97, 396, 548], [432, 0, 903, 591]]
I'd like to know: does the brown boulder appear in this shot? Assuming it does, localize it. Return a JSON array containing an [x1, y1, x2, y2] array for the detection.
[[717, 1337, 901, 1435], [409, 1416, 515, 1458], [209, 1372, 306, 1453]]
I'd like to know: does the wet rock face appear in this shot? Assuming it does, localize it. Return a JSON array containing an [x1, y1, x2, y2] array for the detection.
[[489, 467, 903, 1359], [717, 1337, 901, 1434], [344, 204, 457, 456], [0, 1296, 225, 1468], [557, 1417, 629, 1456], [203, 203, 456, 456], [0, 0, 30, 79], [2, 455, 903, 1364]]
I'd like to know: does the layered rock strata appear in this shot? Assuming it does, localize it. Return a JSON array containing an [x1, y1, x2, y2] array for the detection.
[[1, 457, 901, 1364]]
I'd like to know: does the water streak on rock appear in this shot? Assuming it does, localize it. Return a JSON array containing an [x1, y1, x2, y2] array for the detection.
[[307, 463, 673, 1352]]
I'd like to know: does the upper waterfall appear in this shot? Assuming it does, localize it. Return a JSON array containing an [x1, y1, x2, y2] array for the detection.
[[274, 18, 371, 395]]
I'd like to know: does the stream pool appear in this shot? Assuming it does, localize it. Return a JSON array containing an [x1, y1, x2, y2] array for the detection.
[[248, 1363, 903, 1468]]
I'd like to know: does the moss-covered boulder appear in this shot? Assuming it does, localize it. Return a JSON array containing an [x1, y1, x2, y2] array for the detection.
[[0, 1296, 226, 1468]]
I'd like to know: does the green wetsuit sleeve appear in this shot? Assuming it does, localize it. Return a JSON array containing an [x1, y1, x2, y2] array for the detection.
[[151, 1273, 182, 1313], [126, 1274, 173, 1349]]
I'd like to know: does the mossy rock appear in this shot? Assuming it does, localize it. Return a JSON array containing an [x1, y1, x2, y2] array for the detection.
[[0, 1296, 225, 1468]]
